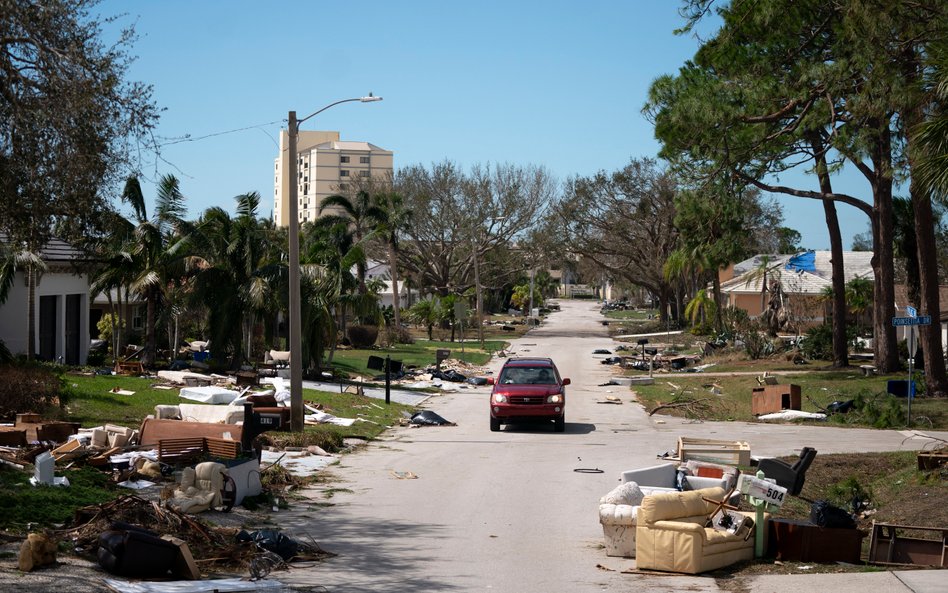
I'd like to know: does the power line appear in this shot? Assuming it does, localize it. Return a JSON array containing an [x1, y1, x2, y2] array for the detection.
[[157, 119, 285, 147]]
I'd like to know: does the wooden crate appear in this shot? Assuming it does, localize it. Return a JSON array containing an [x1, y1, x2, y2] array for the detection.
[[678, 437, 751, 467], [157, 436, 240, 464], [768, 518, 865, 563], [868, 522, 948, 567], [752, 384, 802, 415]]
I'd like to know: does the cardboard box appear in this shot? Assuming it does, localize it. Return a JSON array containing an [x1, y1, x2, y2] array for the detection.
[[159, 535, 201, 579]]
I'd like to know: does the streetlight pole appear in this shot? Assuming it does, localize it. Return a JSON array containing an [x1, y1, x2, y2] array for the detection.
[[286, 94, 382, 432]]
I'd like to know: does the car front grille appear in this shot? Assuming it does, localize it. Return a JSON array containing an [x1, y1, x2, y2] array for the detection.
[[509, 396, 546, 405]]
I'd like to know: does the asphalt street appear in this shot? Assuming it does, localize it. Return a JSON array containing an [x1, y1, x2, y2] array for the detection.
[[275, 299, 948, 593]]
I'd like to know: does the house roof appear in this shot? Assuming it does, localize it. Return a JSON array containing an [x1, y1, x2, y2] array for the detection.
[[721, 250, 874, 295], [314, 140, 391, 153], [893, 284, 948, 315], [0, 234, 89, 263]]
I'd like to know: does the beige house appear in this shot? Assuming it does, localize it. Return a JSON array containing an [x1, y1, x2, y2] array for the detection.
[[272, 130, 393, 227], [719, 251, 874, 324]]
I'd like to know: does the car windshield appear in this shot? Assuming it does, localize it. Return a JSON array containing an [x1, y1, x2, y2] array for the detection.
[[500, 366, 557, 385]]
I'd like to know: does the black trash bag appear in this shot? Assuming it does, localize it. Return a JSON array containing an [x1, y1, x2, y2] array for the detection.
[[826, 400, 855, 414], [409, 410, 455, 426], [593, 349, 612, 355], [810, 500, 856, 529], [236, 529, 300, 561], [466, 377, 488, 386]]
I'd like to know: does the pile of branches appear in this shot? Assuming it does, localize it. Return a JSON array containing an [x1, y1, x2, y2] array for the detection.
[[648, 391, 715, 419], [58, 495, 336, 573]]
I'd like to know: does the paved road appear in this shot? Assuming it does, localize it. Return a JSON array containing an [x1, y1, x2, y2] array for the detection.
[[276, 299, 948, 593]]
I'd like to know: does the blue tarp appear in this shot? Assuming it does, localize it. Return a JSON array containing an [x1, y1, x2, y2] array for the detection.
[[785, 251, 816, 273]]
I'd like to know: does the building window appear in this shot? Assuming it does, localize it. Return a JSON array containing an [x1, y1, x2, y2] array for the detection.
[[360, 156, 370, 164], [358, 170, 370, 177], [339, 183, 349, 191], [132, 306, 144, 331], [340, 156, 350, 163], [340, 170, 349, 177]]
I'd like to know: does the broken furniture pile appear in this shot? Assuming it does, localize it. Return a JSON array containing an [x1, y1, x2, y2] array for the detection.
[[2, 394, 326, 582], [597, 438, 885, 573]]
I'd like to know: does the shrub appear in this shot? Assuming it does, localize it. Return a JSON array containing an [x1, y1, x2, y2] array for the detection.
[[347, 325, 379, 349], [846, 389, 907, 429], [381, 325, 414, 346], [0, 363, 64, 421]]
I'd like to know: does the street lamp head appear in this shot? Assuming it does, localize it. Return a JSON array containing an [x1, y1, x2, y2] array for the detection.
[[361, 93, 383, 102]]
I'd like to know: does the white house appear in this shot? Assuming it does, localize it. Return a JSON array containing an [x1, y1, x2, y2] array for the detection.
[[0, 238, 91, 364]]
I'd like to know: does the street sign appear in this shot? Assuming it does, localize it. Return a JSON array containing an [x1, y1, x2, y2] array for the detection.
[[908, 326, 918, 358], [892, 315, 932, 326], [906, 306, 917, 317]]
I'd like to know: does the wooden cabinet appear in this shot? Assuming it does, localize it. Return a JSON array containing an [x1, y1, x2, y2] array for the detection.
[[752, 384, 802, 415], [768, 518, 865, 563]]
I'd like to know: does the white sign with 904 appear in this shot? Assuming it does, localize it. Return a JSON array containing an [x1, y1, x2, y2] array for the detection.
[[737, 474, 788, 508]]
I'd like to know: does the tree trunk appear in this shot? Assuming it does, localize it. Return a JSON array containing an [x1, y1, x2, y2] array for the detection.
[[389, 241, 401, 330], [904, 92, 948, 395], [869, 126, 899, 373], [143, 286, 156, 367], [811, 137, 849, 368], [710, 273, 722, 331], [26, 264, 36, 360]]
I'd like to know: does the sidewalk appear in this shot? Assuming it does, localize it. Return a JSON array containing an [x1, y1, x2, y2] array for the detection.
[[744, 569, 945, 593]]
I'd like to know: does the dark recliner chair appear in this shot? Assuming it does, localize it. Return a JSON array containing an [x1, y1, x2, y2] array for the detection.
[[757, 446, 817, 496]]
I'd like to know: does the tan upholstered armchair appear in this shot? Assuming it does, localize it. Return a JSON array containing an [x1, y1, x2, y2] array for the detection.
[[635, 487, 762, 574]]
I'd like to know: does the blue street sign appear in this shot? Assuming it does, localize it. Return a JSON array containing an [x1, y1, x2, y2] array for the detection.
[[892, 315, 932, 326], [906, 306, 917, 317]]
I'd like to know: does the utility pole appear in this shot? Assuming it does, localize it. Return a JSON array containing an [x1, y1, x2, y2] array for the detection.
[[287, 111, 304, 432]]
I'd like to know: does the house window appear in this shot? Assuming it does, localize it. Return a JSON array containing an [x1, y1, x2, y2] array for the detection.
[[340, 156, 350, 163], [340, 170, 350, 177], [132, 306, 144, 331], [360, 156, 370, 164]]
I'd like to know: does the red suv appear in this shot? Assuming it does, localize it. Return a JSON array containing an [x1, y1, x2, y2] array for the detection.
[[489, 357, 570, 432]]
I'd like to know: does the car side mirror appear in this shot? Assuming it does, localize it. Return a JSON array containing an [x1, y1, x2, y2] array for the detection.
[[486, 377, 495, 385], [562, 378, 571, 386]]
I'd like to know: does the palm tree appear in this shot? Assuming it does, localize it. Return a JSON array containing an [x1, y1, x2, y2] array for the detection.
[[186, 193, 271, 370], [684, 288, 716, 331], [119, 175, 188, 367], [373, 190, 412, 331], [0, 243, 46, 359], [0, 240, 47, 360], [319, 189, 385, 294]]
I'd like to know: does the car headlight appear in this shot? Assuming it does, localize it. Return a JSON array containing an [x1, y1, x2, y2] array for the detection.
[[493, 394, 507, 403], [547, 394, 563, 403]]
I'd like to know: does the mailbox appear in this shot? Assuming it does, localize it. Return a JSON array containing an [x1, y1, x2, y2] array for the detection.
[[436, 349, 451, 367]]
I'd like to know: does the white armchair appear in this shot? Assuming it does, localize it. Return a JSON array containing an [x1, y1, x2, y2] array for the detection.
[[598, 482, 646, 557]]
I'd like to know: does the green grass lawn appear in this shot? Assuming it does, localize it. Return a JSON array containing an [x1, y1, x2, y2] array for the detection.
[[631, 368, 948, 429], [603, 309, 658, 321], [328, 339, 506, 378], [56, 373, 416, 441]]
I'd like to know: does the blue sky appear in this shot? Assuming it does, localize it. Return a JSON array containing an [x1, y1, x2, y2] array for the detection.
[[101, 0, 872, 250]]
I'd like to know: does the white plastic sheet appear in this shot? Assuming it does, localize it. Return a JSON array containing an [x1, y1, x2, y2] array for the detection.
[[757, 410, 827, 421], [178, 386, 241, 404], [103, 578, 285, 593]]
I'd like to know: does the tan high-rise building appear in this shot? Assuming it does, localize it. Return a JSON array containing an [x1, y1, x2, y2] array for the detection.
[[273, 130, 394, 227]]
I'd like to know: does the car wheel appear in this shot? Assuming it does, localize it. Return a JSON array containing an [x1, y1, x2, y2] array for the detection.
[[490, 416, 501, 432], [554, 416, 565, 432]]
